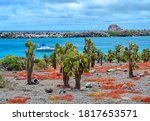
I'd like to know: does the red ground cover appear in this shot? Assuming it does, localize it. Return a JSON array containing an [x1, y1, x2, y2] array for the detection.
[[101, 82, 136, 90], [14, 69, 63, 80], [48, 94, 73, 101], [131, 96, 150, 103], [83, 78, 116, 82], [6, 96, 30, 104]]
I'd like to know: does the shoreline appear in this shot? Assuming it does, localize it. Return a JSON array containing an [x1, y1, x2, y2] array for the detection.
[[1, 30, 150, 38]]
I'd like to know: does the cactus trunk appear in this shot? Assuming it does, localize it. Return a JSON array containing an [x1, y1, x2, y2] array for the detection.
[[91, 58, 95, 68], [88, 58, 90, 69], [26, 57, 34, 83], [63, 70, 69, 87], [128, 56, 134, 78], [53, 51, 57, 69], [75, 72, 81, 89], [100, 56, 103, 65], [26, 55, 34, 84], [60, 66, 63, 73]]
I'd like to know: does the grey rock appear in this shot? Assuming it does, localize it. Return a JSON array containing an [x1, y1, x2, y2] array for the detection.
[[85, 83, 93, 88], [108, 24, 123, 31], [107, 69, 116, 72]]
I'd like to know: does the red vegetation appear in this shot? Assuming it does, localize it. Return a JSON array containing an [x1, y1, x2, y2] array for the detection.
[[14, 70, 63, 80], [111, 89, 141, 94], [145, 84, 150, 86], [137, 62, 150, 70], [6, 96, 30, 104], [48, 94, 73, 101], [102, 81, 114, 85], [82, 72, 92, 76], [58, 94, 73, 101], [105, 92, 121, 99], [131, 96, 143, 101], [101, 82, 136, 90], [142, 97, 150, 103], [92, 62, 150, 74], [131, 96, 150, 103], [131, 77, 140, 81], [93, 65, 119, 73], [87, 88, 141, 101], [144, 71, 150, 76], [83, 78, 116, 82]]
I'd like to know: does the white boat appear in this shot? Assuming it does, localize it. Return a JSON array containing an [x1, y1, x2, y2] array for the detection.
[[36, 43, 55, 51]]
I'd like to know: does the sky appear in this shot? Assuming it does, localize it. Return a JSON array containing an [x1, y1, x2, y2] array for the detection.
[[0, 0, 150, 31]]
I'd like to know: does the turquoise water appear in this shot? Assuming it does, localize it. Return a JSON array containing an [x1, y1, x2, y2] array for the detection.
[[0, 36, 150, 59]]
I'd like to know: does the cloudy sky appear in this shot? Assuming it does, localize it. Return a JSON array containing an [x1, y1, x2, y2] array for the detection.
[[0, 0, 150, 31]]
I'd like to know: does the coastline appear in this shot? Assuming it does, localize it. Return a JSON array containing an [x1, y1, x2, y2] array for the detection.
[[0, 30, 150, 38]]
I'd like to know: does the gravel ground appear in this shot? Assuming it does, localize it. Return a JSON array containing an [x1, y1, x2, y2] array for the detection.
[[0, 63, 150, 104]]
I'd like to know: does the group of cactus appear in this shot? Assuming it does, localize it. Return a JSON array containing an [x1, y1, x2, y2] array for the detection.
[[105, 44, 149, 63], [24, 39, 150, 86], [83, 38, 105, 68], [50, 42, 89, 89]]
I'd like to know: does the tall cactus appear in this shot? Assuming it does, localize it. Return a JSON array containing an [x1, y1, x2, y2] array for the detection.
[[83, 38, 96, 69], [97, 50, 104, 65], [50, 50, 57, 69], [63, 48, 88, 89], [91, 47, 97, 68], [25, 40, 36, 84], [125, 42, 139, 78], [53, 42, 74, 87], [106, 50, 115, 63], [115, 45, 123, 63], [141, 48, 150, 62], [43, 54, 49, 64]]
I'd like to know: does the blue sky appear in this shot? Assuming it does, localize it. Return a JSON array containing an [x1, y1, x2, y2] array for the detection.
[[0, 0, 150, 31]]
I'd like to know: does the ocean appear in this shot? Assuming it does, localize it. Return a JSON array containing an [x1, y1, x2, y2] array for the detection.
[[0, 36, 150, 59]]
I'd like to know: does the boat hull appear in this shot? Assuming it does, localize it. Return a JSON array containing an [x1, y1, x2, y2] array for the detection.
[[36, 48, 54, 52]]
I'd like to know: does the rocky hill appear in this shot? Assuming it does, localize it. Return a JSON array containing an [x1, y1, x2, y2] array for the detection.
[[108, 24, 123, 31]]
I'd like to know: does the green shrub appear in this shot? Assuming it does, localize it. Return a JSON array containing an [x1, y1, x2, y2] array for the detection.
[[34, 58, 40, 63], [37, 59, 47, 70], [0, 55, 25, 71], [108, 31, 120, 36]]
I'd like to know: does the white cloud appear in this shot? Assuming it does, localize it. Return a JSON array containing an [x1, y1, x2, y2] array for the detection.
[[0, 0, 150, 30]]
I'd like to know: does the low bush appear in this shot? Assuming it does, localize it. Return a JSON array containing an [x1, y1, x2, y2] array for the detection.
[[0, 55, 25, 71], [34, 58, 40, 63], [34, 59, 47, 70]]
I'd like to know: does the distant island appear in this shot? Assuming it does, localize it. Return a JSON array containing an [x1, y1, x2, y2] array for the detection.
[[0, 25, 150, 38]]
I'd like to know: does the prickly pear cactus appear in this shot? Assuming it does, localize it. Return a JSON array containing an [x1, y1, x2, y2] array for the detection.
[[106, 50, 115, 63], [115, 45, 124, 63], [63, 48, 89, 89], [141, 48, 150, 62], [97, 50, 104, 65], [125, 42, 139, 78], [83, 38, 96, 69], [25, 40, 36, 84]]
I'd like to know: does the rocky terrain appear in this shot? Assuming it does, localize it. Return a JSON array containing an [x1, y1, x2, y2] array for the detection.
[[0, 62, 150, 104]]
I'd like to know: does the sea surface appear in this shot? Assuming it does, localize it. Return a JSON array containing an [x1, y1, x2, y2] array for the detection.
[[0, 36, 150, 59]]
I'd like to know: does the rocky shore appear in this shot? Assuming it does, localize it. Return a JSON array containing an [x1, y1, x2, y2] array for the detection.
[[0, 25, 150, 38], [0, 30, 150, 38]]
